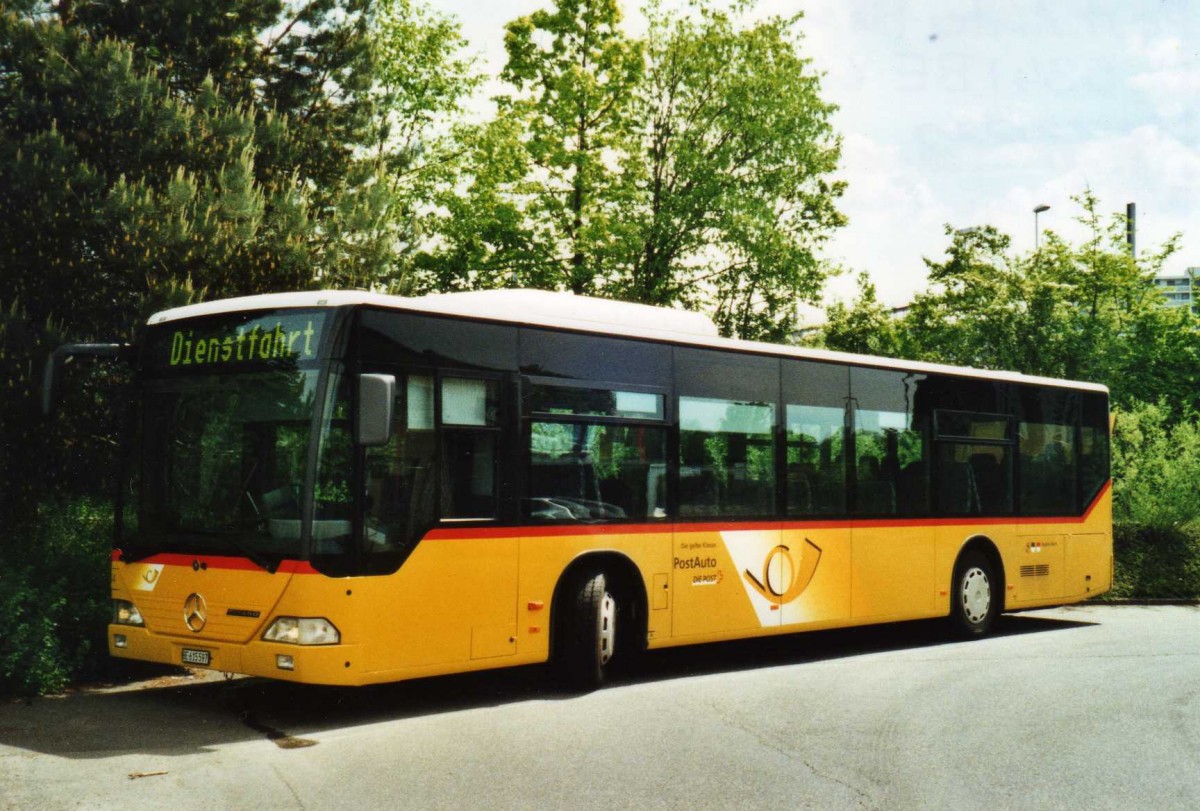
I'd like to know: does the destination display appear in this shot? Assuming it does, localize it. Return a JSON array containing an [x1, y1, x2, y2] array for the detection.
[[144, 310, 328, 372]]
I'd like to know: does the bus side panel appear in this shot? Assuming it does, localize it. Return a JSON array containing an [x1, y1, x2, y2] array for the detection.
[[778, 526, 851, 629], [360, 536, 519, 673], [851, 525, 936, 619], [1066, 485, 1114, 600], [1013, 524, 1066, 603], [1064, 533, 1111, 600], [670, 527, 780, 637], [1007, 486, 1112, 608], [935, 523, 1017, 616]]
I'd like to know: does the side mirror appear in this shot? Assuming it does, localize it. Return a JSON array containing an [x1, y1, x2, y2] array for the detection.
[[357, 373, 396, 446], [42, 343, 133, 416]]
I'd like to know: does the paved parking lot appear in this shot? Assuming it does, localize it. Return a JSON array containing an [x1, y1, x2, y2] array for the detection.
[[2, 605, 1198, 810]]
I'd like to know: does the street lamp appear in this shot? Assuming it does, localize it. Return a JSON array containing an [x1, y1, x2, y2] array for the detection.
[[1033, 204, 1050, 250]]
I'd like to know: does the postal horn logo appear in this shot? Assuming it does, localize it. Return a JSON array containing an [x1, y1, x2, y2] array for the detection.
[[743, 538, 822, 605], [183, 593, 208, 633]]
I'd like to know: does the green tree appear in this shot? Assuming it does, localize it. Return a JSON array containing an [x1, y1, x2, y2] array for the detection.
[[498, 0, 644, 295], [0, 0, 475, 497], [813, 272, 902, 357], [889, 192, 1200, 410], [415, 114, 542, 292], [1111, 400, 1200, 530], [425, 0, 844, 340], [628, 1, 843, 339], [1, 0, 477, 338], [347, 0, 480, 292]]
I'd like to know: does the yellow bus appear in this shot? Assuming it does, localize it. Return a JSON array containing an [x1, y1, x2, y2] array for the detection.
[[86, 289, 1110, 687]]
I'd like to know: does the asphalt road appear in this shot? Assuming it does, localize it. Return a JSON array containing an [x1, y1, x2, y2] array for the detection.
[[2, 605, 1198, 810]]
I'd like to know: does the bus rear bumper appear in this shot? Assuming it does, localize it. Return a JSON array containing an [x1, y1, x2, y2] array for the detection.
[[108, 625, 364, 685]]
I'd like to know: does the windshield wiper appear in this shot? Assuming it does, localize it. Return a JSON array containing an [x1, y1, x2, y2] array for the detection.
[[218, 531, 281, 575]]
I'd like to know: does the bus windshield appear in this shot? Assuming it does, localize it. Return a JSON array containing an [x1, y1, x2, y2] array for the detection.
[[135, 369, 322, 567]]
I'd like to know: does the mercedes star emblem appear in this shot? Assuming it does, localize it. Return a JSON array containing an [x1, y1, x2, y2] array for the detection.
[[183, 593, 208, 633]]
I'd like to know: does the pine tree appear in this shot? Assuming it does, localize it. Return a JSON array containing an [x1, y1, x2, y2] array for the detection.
[[0, 0, 474, 520]]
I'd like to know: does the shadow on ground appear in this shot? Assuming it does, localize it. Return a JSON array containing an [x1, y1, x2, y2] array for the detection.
[[0, 612, 1093, 760]]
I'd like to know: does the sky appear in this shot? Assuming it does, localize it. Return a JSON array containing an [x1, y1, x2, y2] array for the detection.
[[434, 0, 1200, 310]]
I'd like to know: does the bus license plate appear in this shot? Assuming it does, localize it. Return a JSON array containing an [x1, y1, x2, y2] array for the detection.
[[181, 648, 211, 666]]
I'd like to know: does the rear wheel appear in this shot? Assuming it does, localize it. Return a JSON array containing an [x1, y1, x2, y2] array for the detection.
[[950, 550, 1000, 636], [559, 571, 619, 690]]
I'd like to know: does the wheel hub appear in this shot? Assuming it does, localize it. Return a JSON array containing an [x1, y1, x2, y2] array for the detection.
[[598, 591, 615, 665], [961, 566, 991, 624]]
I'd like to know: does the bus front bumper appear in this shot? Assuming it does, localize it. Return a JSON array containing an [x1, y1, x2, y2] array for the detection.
[[108, 625, 363, 685]]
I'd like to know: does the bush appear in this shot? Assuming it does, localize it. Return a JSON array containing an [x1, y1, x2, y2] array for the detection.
[[1107, 523, 1200, 601], [1111, 401, 1200, 531], [0, 498, 113, 696]]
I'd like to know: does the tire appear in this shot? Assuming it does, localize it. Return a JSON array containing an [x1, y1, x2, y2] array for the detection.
[[559, 571, 619, 690], [949, 550, 1000, 637]]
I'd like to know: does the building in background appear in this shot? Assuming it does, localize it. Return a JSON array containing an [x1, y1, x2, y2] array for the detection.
[[1153, 268, 1198, 313]]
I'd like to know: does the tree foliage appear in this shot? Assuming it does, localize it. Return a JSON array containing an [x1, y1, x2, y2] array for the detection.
[[1107, 400, 1200, 600], [0, 0, 475, 527], [816, 272, 901, 357], [0, 0, 475, 338], [422, 0, 844, 339], [814, 193, 1200, 541], [0, 497, 113, 696], [817, 192, 1200, 412], [500, 0, 644, 295], [629, 1, 844, 338], [1111, 400, 1200, 531]]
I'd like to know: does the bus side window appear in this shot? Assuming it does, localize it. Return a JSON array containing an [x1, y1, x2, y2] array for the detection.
[[678, 396, 775, 518], [786, 404, 845, 516], [932, 410, 1013, 516], [1079, 393, 1110, 506], [849, 368, 931, 517], [1017, 388, 1079, 515], [363, 375, 435, 557], [439, 377, 499, 520], [524, 385, 668, 522], [527, 422, 666, 521]]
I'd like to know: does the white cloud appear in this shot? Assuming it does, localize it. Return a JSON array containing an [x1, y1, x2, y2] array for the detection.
[[1128, 34, 1185, 67], [1129, 68, 1200, 119], [819, 134, 954, 307], [1126, 32, 1200, 119], [802, 4, 1200, 309]]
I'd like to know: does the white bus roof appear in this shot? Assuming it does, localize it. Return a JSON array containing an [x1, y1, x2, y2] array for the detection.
[[147, 289, 1108, 393]]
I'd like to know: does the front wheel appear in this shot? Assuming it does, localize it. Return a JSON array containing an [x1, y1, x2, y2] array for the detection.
[[559, 571, 619, 690], [950, 551, 1000, 637]]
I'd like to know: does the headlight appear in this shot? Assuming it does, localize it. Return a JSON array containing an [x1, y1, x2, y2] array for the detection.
[[112, 599, 144, 627], [262, 616, 340, 645]]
